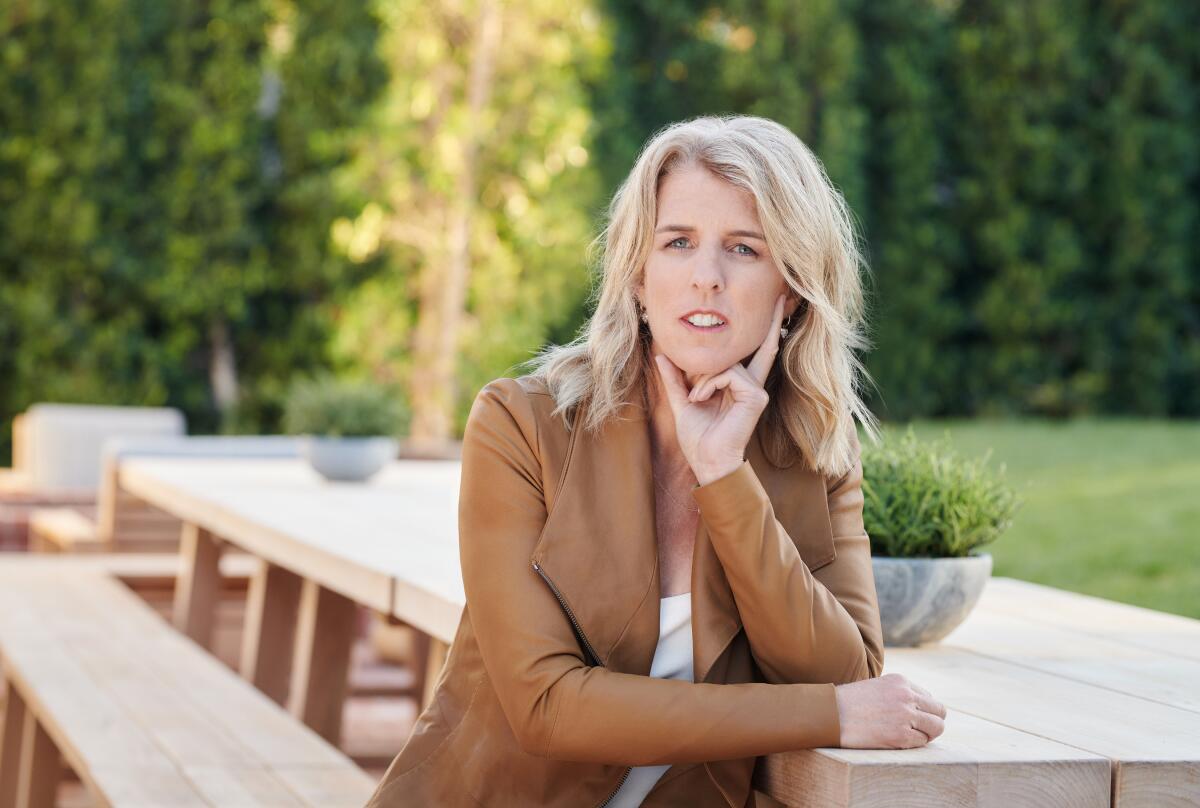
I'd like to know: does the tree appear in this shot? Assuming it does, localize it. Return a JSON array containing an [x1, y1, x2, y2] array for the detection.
[[329, 0, 607, 441]]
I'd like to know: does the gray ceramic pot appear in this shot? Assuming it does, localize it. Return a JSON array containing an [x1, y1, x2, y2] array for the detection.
[[304, 436, 397, 482], [871, 552, 993, 647]]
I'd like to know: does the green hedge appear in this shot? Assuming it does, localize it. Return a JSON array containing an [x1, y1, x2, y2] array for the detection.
[[2, 0, 1197, 463]]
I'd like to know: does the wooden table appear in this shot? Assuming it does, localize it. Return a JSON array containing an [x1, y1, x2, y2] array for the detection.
[[118, 457, 1200, 807], [119, 457, 463, 747]]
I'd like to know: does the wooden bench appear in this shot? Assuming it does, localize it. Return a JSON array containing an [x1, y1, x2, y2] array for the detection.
[[0, 562, 376, 808]]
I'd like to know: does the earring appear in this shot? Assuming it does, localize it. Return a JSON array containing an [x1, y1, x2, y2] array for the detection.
[[638, 303, 649, 323], [780, 316, 792, 339]]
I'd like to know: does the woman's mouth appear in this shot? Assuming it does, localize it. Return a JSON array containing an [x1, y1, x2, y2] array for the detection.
[[680, 312, 729, 333]]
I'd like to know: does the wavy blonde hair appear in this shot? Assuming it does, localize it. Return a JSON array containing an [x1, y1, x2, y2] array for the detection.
[[518, 114, 880, 477]]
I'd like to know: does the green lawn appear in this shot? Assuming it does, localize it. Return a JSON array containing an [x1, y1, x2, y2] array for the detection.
[[873, 418, 1200, 620]]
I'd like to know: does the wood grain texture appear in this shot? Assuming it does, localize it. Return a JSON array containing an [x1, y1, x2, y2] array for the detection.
[[885, 646, 1200, 808], [0, 565, 374, 807], [174, 523, 223, 649], [288, 581, 358, 746], [241, 562, 303, 706], [1, 678, 27, 807], [755, 709, 1109, 808]]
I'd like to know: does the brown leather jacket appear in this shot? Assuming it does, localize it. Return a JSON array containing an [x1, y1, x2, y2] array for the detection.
[[365, 375, 884, 808]]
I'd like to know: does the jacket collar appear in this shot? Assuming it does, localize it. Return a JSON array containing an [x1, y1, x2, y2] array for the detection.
[[528, 381, 831, 684]]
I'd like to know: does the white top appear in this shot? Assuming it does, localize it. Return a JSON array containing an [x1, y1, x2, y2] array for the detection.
[[606, 592, 694, 807]]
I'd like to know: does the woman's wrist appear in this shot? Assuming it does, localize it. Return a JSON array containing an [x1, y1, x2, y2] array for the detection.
[[693, 459, 746, 487]]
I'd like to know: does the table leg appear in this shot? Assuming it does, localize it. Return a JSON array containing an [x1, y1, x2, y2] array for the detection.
[[1, 678, 26, 806], [174, 523, 222, 649], [17, 710, 57, 808], [240, 562, 303, 706], [288, 579, 357, 745], [422, 639, 450, 711]]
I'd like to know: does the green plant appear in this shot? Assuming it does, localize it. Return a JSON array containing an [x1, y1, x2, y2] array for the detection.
[[282, 375, 405, 438], [861, 426, 1021, 558]]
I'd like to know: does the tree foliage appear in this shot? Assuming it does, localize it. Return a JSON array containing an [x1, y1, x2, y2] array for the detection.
[[2, 0, 1197, 462]]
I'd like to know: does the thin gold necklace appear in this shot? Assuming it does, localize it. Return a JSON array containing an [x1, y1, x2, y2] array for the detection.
[[653, 472, 699, 513]]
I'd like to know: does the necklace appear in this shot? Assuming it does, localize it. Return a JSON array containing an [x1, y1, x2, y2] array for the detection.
[[653, 473, 699, 513]]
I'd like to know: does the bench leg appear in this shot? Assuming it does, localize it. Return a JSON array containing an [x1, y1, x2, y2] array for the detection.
[[175, 523, 223, 649], [17, 710, 57, 808], [1, 678, 26, 806], [288, 580, 357, 746], [240, 562, 303, 706]]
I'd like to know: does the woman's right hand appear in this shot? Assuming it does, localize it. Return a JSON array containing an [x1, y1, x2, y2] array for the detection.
[[834, 673, 946, 748]]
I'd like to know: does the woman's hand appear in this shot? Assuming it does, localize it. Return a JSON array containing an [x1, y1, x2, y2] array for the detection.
[[653, 294, 787, 486], [834, 673, 947, 749]]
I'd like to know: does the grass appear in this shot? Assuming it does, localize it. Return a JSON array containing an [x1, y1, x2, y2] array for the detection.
[[869, 418, 1200, 620]]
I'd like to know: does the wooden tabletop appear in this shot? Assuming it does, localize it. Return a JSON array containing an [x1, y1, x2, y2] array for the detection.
[[116, 456, 1200, 807], [119, 456, 466, 641]]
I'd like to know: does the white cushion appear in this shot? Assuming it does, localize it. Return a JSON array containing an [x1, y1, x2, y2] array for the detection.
[[23, 404, 185, 491]]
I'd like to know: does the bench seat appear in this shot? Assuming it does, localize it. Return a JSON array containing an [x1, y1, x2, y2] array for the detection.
[[0, 562, 375, 807]]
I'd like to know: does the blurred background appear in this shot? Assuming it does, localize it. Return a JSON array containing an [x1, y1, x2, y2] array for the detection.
[[1, 0, 1197, 616]]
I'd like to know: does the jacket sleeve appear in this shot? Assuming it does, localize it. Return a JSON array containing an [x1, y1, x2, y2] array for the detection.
[[458, 379, 844, 767], [689, 426, 885, 687]]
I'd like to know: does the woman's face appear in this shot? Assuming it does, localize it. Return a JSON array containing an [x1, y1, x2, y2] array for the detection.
[[638, 164, 799, 386]]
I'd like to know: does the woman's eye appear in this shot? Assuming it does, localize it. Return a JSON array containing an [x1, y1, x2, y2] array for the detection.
[[666, 238, 757, 257]]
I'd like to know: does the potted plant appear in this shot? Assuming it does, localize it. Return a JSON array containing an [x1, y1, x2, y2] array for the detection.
[[861, 426, 1022, 646], [282, 375, 406, 483]]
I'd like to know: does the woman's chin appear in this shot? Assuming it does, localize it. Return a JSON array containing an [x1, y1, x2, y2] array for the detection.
[[666, 349, 739, 378]]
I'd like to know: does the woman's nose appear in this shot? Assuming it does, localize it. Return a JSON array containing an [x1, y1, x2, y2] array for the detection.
[[690, 249, 726, 292]]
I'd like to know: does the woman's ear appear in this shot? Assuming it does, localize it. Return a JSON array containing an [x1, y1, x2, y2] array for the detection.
[[784, 294, 803, 321]]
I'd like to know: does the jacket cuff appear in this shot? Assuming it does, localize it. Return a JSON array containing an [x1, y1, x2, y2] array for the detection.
[[789, 681, 842, 749], [690, 459, 765, 528]]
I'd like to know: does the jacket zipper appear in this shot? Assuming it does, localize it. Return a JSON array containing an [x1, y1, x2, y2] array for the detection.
[[531, 560, 633, 807]]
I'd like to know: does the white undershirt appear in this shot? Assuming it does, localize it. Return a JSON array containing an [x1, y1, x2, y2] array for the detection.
[[606, 591, 694, 807]]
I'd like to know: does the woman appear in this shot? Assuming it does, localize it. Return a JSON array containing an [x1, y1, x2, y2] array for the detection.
[[365, 114, 946, 808]]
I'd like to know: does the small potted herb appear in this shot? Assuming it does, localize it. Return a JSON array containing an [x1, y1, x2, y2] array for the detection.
[[862, 426, 1022, 646], [282, 375, 405, 482]]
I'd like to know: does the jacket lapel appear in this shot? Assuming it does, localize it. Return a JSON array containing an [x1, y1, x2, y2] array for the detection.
[[529, 387, 662, 674], [528, 384, 832, 685]]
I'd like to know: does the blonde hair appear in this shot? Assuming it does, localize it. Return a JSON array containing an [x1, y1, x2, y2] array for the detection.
[[518, 114, 880, 477]]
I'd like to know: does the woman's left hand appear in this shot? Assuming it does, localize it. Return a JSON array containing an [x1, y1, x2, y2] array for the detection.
[[654, 294, 786, 486]]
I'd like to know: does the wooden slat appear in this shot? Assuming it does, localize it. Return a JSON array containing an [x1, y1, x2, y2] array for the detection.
[[0, 580, 244, 806], [28, 507, 100, 552], [174, 766, 306, 807], [979, 578, 1200, 662], [885, 646, 1200, 808], [0, 551, 260, 585], [117, 458, 461, 615], [756, 709, 1109, 808], [0, 566, 374, 807], [942, 606, 1200, 712], [261, 766, 382, 808], [56, 573, 363, 772]]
